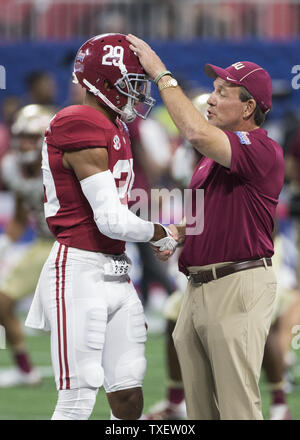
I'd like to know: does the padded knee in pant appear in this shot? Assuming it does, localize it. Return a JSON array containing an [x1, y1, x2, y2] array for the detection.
[[111, 302, 146, 389], [80, 360, 104, 388], [51, 388, 97, 420], [113, 353, 147, 390]]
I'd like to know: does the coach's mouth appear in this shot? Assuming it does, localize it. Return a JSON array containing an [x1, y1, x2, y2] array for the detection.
[[207, 109, 215, 119]]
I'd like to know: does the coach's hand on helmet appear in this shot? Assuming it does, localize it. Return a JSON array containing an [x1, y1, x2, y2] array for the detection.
[[126, 34, 167, 81]]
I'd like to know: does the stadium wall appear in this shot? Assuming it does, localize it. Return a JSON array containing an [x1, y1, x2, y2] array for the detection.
[[0, 39, 299, 119]]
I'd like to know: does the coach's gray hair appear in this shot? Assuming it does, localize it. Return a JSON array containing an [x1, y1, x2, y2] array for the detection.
[[239, 86, 266, 127]]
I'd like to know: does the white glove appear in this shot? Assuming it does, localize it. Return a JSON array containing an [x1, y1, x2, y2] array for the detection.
[[150, 224, 178, 252]]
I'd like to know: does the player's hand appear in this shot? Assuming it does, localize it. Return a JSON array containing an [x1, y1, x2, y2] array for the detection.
[[126, 34, 167, 81], [151, 224, 178, 252], [150, 224, 180, 261]]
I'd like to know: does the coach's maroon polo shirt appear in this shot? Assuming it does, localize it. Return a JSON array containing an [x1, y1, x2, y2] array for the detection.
[[178, 128, 284, 275]]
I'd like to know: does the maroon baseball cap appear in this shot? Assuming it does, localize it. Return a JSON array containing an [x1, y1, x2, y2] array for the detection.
[[204, 61, 272, 113]]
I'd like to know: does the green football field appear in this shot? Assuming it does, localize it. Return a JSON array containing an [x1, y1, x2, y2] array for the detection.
[[0, 321, 299, 420]]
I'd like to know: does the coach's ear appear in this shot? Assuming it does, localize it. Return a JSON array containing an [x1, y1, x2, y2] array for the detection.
[[243, 98, 256, 120]]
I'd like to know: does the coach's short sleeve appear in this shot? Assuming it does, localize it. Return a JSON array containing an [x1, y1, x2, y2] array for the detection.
[[49, 117, 108, 151], [225, 130, 277, 181]]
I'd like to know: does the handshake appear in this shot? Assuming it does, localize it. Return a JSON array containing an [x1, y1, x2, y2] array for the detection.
[[150, 223, 185, 261]]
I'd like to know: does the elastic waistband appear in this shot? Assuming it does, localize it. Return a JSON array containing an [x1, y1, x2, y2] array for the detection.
[[49, 241, 127, 266]]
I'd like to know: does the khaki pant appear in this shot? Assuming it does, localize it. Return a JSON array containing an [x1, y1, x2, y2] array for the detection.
[[0, 238, 54, 300], [173, 261, 277, 420]]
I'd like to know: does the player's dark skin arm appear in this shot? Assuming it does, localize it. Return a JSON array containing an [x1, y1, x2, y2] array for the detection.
[[63, 147, 168, 241]]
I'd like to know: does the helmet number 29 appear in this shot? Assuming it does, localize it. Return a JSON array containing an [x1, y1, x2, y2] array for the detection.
[[102, 45, 124, 67]]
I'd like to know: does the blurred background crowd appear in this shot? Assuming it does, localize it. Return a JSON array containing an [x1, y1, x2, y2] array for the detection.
[[1, 0, 300, 40], [0, 0, 300, 420]]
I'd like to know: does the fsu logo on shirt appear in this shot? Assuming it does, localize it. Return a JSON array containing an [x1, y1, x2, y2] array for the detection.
[[113, 135, 121, 151], [235, 131, 251, 145]]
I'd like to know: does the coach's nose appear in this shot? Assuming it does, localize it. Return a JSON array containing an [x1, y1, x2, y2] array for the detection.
[[207, 92, 217, 107]]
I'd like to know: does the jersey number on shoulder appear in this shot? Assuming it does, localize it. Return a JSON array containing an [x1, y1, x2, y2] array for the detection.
[[42, 138, 60, 218], [102, 45, 124, 66], [113, 159, 134, 204]]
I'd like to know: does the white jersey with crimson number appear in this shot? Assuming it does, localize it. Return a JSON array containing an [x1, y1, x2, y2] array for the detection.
[[42, 104, 134, 254]]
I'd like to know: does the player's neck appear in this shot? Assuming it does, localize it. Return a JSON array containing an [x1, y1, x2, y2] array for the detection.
[[83, 94, 117, 123]]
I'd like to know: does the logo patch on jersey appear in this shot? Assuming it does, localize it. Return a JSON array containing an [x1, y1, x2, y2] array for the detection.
[[113, 135, 121, 151], [76, 50, 86, 62], [235, 131, 251, 145]]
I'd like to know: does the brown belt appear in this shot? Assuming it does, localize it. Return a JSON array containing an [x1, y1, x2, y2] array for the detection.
[[189, 258, 272, 285]]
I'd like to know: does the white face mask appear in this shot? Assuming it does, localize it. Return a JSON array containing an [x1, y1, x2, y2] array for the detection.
[[79, 61, 155, 124]]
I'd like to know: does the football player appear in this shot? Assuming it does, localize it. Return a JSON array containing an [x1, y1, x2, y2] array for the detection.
[[25, 34, 177, 420], [0, 104, 56, 386]]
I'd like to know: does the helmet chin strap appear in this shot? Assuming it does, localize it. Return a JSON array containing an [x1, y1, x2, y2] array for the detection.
[[82, 79, 136, 123], [121, 99, 137, 123]]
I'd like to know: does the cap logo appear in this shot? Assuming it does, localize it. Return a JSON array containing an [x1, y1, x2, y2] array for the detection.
[[226, 76, 237, 82], [231, 62, 245, 70]]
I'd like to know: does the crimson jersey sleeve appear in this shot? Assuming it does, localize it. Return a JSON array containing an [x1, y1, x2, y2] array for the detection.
[[47, 105, 112, 152], [225, 129, 278, 181]]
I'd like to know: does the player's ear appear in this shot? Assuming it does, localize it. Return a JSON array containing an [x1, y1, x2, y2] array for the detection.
[[104, 80, 112, 91]]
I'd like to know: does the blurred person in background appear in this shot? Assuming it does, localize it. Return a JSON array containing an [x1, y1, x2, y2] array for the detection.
[[259, 84, 300, 420], [0, 104, 56, 387], [285, 121, 300, 279], [262, 209, 300, 420], [26, 71, 57, 109], [0, 96, 21, 189]]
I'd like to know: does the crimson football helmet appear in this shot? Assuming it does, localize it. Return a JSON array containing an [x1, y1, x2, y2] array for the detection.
[[73, 33, 155, 123]]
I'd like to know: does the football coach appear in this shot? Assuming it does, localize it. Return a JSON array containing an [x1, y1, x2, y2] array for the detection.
[[127, 34, 284, 420]]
